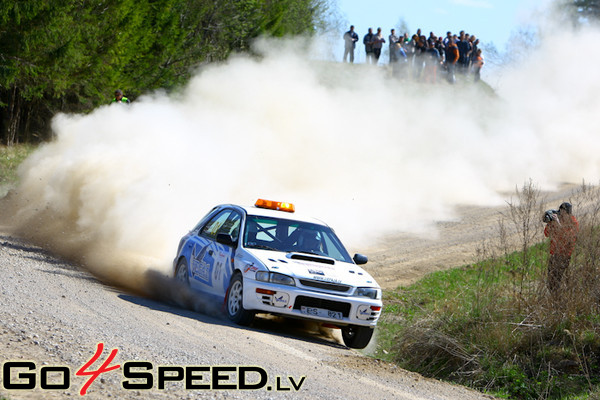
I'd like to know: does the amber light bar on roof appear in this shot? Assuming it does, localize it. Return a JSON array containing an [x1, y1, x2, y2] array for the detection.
[[255, 198, 295, 213]]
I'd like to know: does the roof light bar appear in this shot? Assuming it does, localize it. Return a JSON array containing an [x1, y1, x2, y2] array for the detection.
[[255, 198, 295, 213]]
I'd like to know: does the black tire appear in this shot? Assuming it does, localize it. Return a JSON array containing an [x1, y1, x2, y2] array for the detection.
[[225, 273, 255, 326], [175, 259, 189, 286], [341, 325, 374, 349]]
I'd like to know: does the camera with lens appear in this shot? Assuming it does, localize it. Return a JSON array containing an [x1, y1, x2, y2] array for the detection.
[[543, 209, 558, 223]]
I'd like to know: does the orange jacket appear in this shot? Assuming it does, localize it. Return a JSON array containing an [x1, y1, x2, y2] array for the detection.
[[544, 215, 579, 256], [474, 55, 484, 68], [447, 44, 459, 64]]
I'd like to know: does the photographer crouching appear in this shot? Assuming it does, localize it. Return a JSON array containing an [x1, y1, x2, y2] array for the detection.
[[543, 202, 579, 295]]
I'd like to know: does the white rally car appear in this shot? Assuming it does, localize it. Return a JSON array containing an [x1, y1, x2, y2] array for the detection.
[[173, 199, 382, 349]]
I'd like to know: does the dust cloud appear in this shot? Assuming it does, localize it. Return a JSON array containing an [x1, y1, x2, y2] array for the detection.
[[2, 24, 600, 294]]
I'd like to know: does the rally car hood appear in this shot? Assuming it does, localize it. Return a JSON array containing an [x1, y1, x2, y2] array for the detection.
[[244, 248, 379, 288]]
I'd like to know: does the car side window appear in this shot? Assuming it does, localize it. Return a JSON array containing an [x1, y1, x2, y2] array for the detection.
[[200, 210, 232, 239], [218, 211, 242, 242]]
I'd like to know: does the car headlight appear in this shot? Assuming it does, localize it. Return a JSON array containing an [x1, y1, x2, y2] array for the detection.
[[355, 287, 381, 300], [255, 271, 295, 286]]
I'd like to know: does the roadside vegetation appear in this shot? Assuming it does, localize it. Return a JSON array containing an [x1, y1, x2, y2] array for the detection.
[[0, 144, 36, 195], [376, 181, 600, 399]]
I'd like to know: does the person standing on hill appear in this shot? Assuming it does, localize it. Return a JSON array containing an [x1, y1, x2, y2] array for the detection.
[[388, 28, 399, 63], [371, 27, 386, 64], [445, 40, 459, 83], [472, 48, 484, 82], [544, 202, 579, 295], [343, 25, 359, 63], [363, 28, 375, 64], [456, 31, 471, 73], [424, 41, 440, 83]]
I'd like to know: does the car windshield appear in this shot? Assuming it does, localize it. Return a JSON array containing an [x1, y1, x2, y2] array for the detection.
[[243, 215, 353, 263]]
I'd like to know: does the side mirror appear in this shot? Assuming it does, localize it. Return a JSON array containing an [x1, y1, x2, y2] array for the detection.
[[353, 253, 368, 265], [216, 233, 236, 247]]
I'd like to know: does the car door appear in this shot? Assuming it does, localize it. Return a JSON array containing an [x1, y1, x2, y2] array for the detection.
[[188, 209, 241, 297], [187, 209, 230, 293], [211, 210, 241, 296]]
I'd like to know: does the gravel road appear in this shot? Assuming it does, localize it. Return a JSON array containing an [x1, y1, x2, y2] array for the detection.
[[0, 230, 495, 400]]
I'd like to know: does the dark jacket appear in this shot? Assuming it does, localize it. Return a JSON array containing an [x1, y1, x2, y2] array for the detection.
[[363, 33, 374, 53]]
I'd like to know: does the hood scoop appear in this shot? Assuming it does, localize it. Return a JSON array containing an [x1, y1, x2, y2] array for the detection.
[[289, 253, 335, 265]]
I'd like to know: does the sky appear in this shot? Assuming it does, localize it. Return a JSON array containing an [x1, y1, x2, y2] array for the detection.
[[335, 0, 553, 56]]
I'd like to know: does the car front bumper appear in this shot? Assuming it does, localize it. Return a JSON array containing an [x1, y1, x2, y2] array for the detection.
[[243, 278, 382, 327]]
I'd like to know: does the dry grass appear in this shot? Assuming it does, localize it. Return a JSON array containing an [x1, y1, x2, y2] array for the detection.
[[378, 181, 600, 399]]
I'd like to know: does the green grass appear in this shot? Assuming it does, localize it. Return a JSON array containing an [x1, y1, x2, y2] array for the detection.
[[0, 144, 36, 195], [376, 229, 600, 399]]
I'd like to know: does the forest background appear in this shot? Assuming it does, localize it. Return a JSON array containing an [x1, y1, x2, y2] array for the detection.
[[0, 0, 330, 145]]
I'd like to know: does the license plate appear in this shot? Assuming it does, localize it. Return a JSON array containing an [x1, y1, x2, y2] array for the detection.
[[300, 306, 343, 320]]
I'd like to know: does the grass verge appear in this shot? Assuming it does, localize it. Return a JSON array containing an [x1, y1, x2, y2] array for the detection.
[[375, 181, 600, 399], [0, 144, 36, 196]]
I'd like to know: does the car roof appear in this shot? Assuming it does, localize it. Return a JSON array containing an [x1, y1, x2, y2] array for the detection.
[[231, 204, 329, 226]]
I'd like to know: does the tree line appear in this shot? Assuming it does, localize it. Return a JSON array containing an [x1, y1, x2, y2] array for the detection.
[[0, 0, 329, 145]]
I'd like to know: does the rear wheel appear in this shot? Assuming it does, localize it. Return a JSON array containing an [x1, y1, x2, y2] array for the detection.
[[175, 259, 189, 286], [226, 273, 255, 326], [341, 325, 374, 349]]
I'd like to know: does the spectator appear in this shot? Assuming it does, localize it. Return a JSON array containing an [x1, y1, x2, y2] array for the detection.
[[390, 40, 408, 78], [544, 202, 579, 295], [363, 28, 375, 64], [456, 31, 472, 73], [407, 34, 418, 57], [112, 89, 130, 104], [427, 31, 437, 47], [469, 36, 480, 69], [443, 31, 453, 46], [435, 36, 445, 64], [424, 41, 440, 83], [472, 48, 484, 82], [445, 40, 459, 83], [343, 25, 359, 63], [372, 27, 386, 63], [413, 35, 427, 79], [389, 28, 399, 63]]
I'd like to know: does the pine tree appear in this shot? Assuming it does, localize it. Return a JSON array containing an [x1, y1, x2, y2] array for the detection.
[[0, 0, 330, 144]]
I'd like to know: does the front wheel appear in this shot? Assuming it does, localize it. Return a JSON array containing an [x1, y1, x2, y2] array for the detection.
[[341, 325, 374, 349], [226, 273, 255, 326]]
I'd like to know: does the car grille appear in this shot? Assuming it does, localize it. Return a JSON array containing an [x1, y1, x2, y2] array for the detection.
[[293, 296, 351, 317], [298, 279, 351, 293]]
